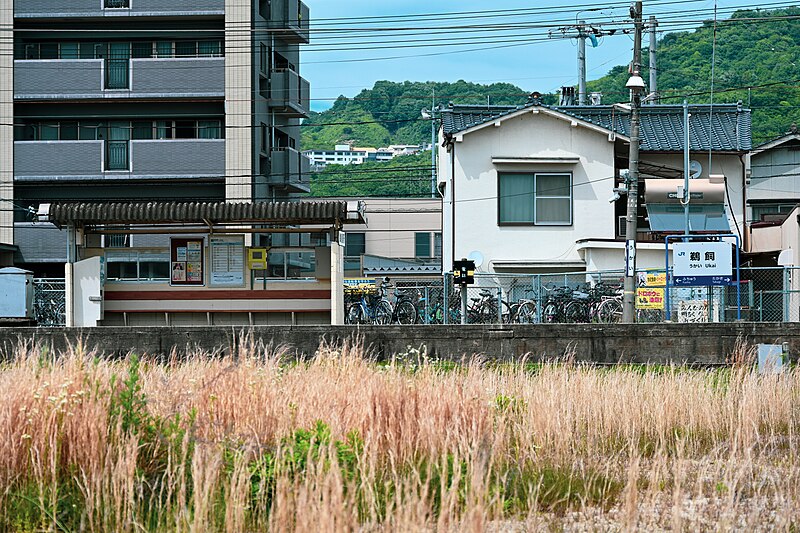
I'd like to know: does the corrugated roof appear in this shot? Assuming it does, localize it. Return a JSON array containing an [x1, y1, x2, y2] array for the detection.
[[440, 102, 752, 152], [46, 201, 360, 227]]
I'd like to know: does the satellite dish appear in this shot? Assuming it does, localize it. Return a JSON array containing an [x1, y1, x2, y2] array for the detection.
[[689, 160, 703, 179], [467, 250, 484, 268]]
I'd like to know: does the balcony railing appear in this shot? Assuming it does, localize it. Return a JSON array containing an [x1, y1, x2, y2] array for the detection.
[[268, 0, 310, 44], [270, 147, 310, 193], [15, 58, 224, 99], [264, 68, 309, 118]]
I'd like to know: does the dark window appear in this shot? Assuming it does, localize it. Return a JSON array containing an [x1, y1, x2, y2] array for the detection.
[[132, 121, 153, 140], [60, 43, 79, 59], [175, 41, 197, 57], [39, 43, 58, 59], [175, 121, 195, 139], [345, 233, 366, 256], [104, 0, 130, 8], [60, 122, 79, 140], [498, 173, 572, 225], [131, 42, 152, 59], [415, 232, 431, 258], [434, 232, 442, 258], [198, 41, 222, 57]]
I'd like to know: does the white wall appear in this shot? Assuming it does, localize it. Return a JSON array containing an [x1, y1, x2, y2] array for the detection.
[[445, 110, 617, 273], [225, 0, 252, 202], [0, 2, 12, 248], [342, 198, 442, 259]]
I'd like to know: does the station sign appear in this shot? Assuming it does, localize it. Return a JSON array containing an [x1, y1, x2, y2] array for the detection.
[[673, 241, 734, 286]]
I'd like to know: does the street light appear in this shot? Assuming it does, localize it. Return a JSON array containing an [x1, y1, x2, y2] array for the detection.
[[420, 105, 442, 198], [622, 1, 644, 323]]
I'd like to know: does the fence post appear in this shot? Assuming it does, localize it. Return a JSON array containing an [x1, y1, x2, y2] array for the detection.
[[784, 267, 791, 322], [443, 273, 449, 325], [497, 287, 503, 323]]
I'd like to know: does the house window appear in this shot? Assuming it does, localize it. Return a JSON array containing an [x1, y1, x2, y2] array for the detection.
[[433, 232, 442, 259], [415, 232, 431, 258], [498, 172, 572, 225], [751, 203, 796, 222], [345, 233, 366, 257]]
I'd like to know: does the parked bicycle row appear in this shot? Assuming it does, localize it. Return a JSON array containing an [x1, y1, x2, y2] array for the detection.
[[344, 278, 647, 325]]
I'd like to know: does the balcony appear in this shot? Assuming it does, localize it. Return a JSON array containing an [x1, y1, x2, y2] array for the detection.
[[270, 148, 311, 193], [14, 0, 225, 18], [268, 0, 310, 44], [264, 69, 309, 118], [14, 140, 225, 181], [14, 58, 224, 100]]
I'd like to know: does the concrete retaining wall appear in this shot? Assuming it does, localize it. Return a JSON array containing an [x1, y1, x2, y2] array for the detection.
[[0, 323, 795, 364]]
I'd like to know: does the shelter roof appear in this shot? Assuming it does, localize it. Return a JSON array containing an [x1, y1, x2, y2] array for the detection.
[[43, 201, 365, 228]]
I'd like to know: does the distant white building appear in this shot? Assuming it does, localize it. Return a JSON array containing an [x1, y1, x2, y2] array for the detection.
[[303, 143, 426, 170]]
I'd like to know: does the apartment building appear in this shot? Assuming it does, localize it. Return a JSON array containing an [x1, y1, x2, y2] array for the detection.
[[4, 0, 310, 274]]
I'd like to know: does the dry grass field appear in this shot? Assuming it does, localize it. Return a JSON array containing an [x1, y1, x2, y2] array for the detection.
[[0, 337, 797, 531]]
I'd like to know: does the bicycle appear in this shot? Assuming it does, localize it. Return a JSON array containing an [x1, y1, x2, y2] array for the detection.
[[345, 280, 393, 325]]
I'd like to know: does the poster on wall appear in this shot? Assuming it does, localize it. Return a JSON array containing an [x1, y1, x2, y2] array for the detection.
[[170, 238, 205, 286], [209, 235, 245, 287]]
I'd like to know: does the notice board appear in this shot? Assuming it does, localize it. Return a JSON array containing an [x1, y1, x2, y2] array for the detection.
[[209, 235, 245, 287], [170, 237, 205, 286]]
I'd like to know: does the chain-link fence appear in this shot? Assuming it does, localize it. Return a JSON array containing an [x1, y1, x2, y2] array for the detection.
[[33, 278, 66, 326], [345, 267, 800, 325]]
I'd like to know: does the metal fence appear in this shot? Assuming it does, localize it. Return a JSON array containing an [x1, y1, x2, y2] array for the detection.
[[346, 267, 800, 325], [32, 278, 66, 326]]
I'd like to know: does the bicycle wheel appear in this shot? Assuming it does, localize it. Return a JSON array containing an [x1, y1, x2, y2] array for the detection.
[[514, 301, 538, 323], [395, 299, 417, 325], [563, 301, 588, 323], [373, 300, 393, 324], [346, 303, 366, 325], [542, 302, 559, 323], [597, 299, 622, 323]]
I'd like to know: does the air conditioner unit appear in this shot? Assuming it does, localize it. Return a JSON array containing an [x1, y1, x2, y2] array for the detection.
[[617, 216, 627, 237]]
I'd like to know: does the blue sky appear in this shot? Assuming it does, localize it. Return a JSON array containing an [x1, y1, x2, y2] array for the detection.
[[302, 0, 765, 111]]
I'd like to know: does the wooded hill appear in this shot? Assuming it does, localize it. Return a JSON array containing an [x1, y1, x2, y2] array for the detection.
[[306, 7, 800, 196]]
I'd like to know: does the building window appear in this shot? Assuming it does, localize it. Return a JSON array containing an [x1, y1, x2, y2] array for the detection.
[[266, 250, 316, 280], [415, 232, 431, 258], [345, 233, 366, 257], [433, 232, 442, 259], [751, 203, 797, 222], [104, 0, 130, 8], [498, 172, 572, 225], [106, 250, 170, 281]]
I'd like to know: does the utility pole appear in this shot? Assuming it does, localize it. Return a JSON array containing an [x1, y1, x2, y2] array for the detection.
[[430, 89, 437, 198], [683, 100, 690, 238], [549, 22, 616, 105], [649, 16, 658, 104], [622, 1, 645, 323], [578, 20, 587, 105]]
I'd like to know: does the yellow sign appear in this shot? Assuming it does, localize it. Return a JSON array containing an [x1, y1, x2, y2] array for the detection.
[[247, 248, 268, 270], [638, 272, 666, 286], [636, 288, 665, 309]]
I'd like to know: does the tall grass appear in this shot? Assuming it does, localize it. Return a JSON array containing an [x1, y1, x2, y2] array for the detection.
[[0, 338, 797, 531]]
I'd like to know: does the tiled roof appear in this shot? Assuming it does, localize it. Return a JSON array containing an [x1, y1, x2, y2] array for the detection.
[[45, 201, 363, 227], [440, 102, 752, 152]]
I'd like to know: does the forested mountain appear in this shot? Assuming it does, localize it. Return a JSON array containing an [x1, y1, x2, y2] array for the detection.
[[589, 6, 800, 145], [306, 6, 800, 196], [302, 80, 532, 151]]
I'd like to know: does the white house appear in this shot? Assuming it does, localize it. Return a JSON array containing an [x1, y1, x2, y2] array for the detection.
[[437, 99, 751, 276]]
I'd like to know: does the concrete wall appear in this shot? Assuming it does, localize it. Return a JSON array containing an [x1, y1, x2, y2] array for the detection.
[[0, 323, 796, 364]]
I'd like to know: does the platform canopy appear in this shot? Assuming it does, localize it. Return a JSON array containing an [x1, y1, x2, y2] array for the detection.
[[40, 200, 365, 233]]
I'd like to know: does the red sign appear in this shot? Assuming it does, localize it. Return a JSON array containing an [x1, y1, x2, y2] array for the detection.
[[170, 238, 204, 286]]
